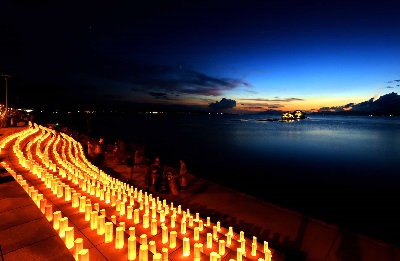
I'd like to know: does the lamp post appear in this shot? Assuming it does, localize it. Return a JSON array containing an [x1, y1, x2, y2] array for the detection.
[[1, 74, 12, 114]]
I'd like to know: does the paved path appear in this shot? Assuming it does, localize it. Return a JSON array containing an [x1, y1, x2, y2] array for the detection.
[[0, 127, 75, 261]]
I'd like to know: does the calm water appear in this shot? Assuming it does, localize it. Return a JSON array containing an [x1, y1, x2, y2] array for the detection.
[[37, 113, 400, 244]]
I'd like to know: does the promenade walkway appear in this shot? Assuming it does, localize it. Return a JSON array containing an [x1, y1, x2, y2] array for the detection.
[[0, 125, 280, 261]]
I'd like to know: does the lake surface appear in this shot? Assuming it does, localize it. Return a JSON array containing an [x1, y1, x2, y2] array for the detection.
[[36, 113, 400, 245]]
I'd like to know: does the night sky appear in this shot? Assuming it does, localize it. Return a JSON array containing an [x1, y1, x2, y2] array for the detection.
[[1, 0, 400, 113]]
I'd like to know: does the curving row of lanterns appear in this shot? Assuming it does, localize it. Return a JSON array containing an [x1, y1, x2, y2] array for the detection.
[[0, 123, 274, 261]]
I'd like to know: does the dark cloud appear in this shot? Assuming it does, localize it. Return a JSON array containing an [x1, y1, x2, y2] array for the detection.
[[320, 93, 400, 114], [242, 106, 264, 109], [102, 61, 252, 97], [387, 80, 400, 84], [386, 86, 394, 88], [319, 103, 355, 112], [148, 92, 168, 99], [208, 98, 236, 109]]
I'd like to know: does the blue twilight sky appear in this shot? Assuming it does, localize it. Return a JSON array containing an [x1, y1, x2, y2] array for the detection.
[[1, 0, 400, 113]]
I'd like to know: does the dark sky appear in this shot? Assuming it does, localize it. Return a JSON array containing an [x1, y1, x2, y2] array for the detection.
[[1, 0, 400, 112]]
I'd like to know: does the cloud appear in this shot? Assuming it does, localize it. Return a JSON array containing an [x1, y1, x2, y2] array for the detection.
[[148, 92, 169, 99], [241, 106, 265, 109], [318, 103, 355, 112], [208, 98, 236, 109], [15, 49, 251, 107], [319, 92, 400, 114], [112, 62, 252, 97], [386, 86, 395, 88], [241, 97, 304, 102], [387, 80, 400, 83], [267, 104, 285, 108]]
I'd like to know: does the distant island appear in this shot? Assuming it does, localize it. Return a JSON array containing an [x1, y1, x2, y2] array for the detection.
[[281, 110, 307, 120]]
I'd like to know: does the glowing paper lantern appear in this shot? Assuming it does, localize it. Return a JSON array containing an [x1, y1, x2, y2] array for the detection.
[[97, 215, 105, 235], [139, 244, 148, 261], [85, 204, 92, 221], [213, 226, 218, 240], [65, 227, 75, 249], [90, 211, 98, 230], [160, 210, 165, 223], [40, 198, 47, 214], [170, 215, 176, 228], [162, 247, 168, 261], [219, 240, 225, 255], [72, 193, 79, 208], [149, 240, 156, 253], [207, 233, 213, 248], [143, 213, 149, 228], [53, 211, 62, 230], [181, 220, 186, 234], [78, 249, 89, 261], [226, 233, 232, 247], [265, 249, 272, 261], [263, 241, 269, 253], [237, 248, 243, 261], [79, 196, 86, 212], [129, 226, 135, 237], [140, 234, 147, 245], [45, 205, 53, 221], [127, 205, 133, 219], [194, 243, 202, 261], [252, 242, 257, 256], [105, 222, 113, 243], [111, 215, 117, 224], [169, 231, 177, 248], [36, 194, 43, 207], [115, 226, 124, 249], [194, 227, 199, 241], [151, 219, 158, 235], [65, 186, 71, 201], [188, 215, 193, 227], [240, 240, 246, 255], [182, 237, 190, 257], [162, 225, 168, 244], [134, 209, 140, 224], [210, 251, 219, 261], [128, 236, 137, 261], [153, 252, 161, 261], [74, 238, 83, 260], [59, 217, 69, 237], [199, 220, 203, 231]]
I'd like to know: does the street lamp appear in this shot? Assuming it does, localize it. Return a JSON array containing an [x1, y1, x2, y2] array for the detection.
[[1, 74, 12, 114]]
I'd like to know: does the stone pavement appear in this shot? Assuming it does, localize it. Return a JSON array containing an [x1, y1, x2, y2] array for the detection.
[[0, 127, 75, 261]]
